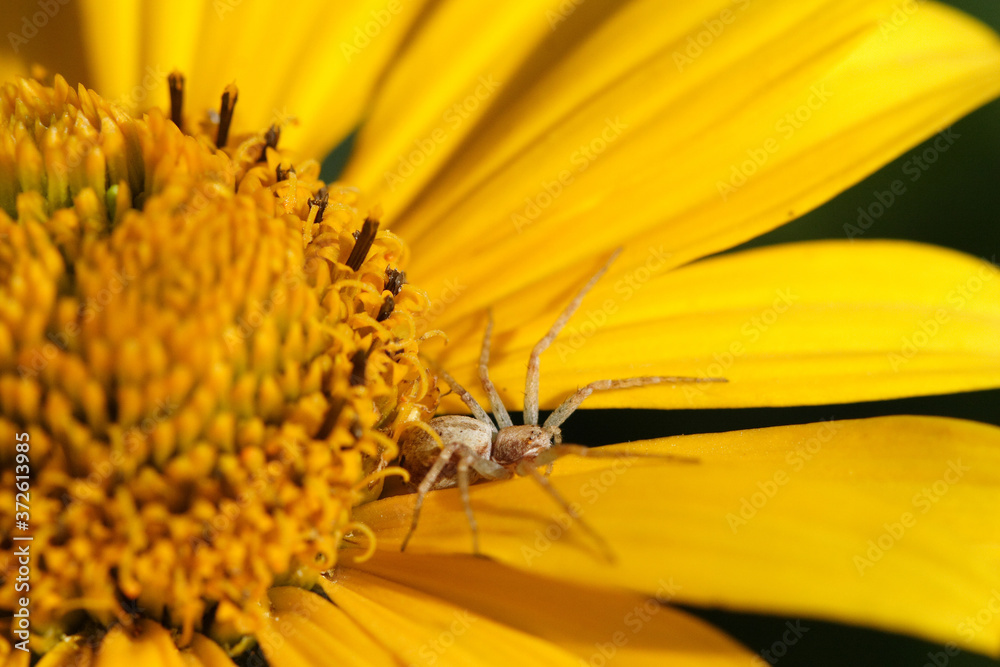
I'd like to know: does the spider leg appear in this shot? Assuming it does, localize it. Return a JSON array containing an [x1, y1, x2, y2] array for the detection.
[[543, 376, 726, 429], [421, 356, 497, 432], [524, 248, 622, 426], [531, 443, 699, 467], [401, 440, 460, 552], [456, 453, 482, 555], [479, 310, 513, 429], [518, 462, 616, 563]]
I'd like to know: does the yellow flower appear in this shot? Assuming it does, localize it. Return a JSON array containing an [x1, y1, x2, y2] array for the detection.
[[1, 1, 1000, 666]]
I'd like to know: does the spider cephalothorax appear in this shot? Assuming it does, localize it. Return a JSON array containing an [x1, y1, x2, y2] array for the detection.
[[397, 248, 726, 556]]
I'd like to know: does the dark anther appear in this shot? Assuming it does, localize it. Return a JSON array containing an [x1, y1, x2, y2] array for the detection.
[[216, 84, 239, 148], [168, 71, 185, 130], [200, 601, 219, 634], [258, 124, 280, 162], [276, 164, 295, 182], [377, 295, 395, 322], [384, 267, 406, 296], [349, 349, 367, 387], [314, 397, 346, 440], [308, 186, 329, 224], [346, 217, 379, 271]]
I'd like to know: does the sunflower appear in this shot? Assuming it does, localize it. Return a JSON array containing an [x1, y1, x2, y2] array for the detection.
[[1, 1, 1000, 666]]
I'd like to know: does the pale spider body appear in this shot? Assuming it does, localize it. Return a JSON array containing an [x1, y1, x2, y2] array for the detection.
[[401, 417, 558, 490], [397, 248, 725, 556]]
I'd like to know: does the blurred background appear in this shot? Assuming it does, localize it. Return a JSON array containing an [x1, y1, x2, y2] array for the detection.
[[548, 0, 1000, 664]]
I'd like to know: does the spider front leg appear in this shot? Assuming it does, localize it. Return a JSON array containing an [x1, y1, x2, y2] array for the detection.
[[458, 452, 514, 556], [401, 439, 512, 554], [401, 440, 460, 552], [531, 443, 700, 468], [515, 461, 616, 563]]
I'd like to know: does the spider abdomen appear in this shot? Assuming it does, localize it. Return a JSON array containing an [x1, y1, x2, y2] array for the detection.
[[399, 415, 493, 489]]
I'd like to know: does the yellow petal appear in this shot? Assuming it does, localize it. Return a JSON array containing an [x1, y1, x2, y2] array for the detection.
[[345, 550, 757, 666], [387, 1, 1000, 327], [356, 416, 1000, 655], [71, 0, 435, 158], [317, 568, 586, 666], [0, 2, 89, 85], [97, 619, 187, 667], [432, 240, 1000, 410], [263, 586, 397, 667], [184, 634, 237, 667], [78, 0, 142, 106], [341, 0, 602, 212]]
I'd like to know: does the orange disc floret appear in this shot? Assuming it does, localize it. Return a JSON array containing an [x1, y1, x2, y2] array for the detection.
[[0, 77, 437, 652]]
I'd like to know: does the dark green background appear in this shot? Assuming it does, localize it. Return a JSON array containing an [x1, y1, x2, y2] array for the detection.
[[326, 2, 1000, 664]]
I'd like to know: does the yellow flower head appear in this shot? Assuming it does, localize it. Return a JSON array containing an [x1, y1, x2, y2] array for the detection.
[[0, 75, 437, 648]]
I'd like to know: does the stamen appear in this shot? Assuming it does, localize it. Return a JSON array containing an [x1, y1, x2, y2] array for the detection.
[[168, 71, 185, 130], [352, 465, 411, 492], [315, 397, 346, 440], [216, 84, 239, 148], [350, 349, 367, 386], [346, 217, 379, 271], [308, 186, 329, 223], [377, 295, 394, 322], [385, 267, 406, 296], [344, 522, 378, 563], [258, 124, 280, 162], [276, 164, 295, 182]]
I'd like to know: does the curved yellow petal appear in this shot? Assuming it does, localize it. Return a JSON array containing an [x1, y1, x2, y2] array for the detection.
[[317, 568, 586, 666], [69, 0, 435, 158], [77, 0, 141, 107], [263, 587, 397, 667], [0, 2, 89, 86], [390, 1, 1000, 329], [184, 634, 236, 667], [345, 550, 757, 666], [431, 240, 1000, 411], [341, 0, 611, 214], [356, 416, 1000, 655], [97, 619, 186, 667]]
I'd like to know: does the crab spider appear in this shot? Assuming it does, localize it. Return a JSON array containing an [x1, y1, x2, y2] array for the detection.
[[398, 248, 726, 557]]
